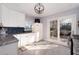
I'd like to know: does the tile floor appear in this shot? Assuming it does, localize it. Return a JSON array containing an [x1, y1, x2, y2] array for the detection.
[[18, 40, 70, 55]]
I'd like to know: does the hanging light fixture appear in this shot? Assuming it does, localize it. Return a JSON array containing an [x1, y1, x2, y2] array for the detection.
[[34, 3, 44, 14]]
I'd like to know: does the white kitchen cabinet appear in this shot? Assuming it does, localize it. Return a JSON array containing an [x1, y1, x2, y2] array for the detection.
[[0, 42, 18, 55], [32, 23, 43, 41], [1, 5, 26, 27]]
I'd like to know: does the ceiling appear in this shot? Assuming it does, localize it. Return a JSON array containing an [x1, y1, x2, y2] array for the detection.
[[2, 3, 79, 18]]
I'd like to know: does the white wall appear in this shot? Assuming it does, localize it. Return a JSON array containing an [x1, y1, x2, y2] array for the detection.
[[41, 7, 79, 40], [41, 19, 48, 40]]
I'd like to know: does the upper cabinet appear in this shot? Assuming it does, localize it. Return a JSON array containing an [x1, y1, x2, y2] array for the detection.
[[1, 5, 26, 27]]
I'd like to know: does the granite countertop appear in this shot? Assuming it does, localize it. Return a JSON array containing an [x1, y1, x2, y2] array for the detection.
[[0, 34, 18, 46]]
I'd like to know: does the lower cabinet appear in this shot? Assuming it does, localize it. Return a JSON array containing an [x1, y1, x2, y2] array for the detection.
[[14, 33, 36, 47], [0, 42, 18, 55]]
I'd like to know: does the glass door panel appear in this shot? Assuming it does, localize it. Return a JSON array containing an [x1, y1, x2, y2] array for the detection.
[[60, 18, 72, 42], [50, 20, 58, 39]]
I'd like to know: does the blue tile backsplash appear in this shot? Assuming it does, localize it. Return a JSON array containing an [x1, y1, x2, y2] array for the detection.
[[6, 27, 24, 34], [0, 27, 32, 34]]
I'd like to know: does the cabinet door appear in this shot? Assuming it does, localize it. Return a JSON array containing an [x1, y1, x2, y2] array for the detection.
[[4, 43, 18, 55], [0, 43, 18, 55], [2, 6, 25, 27], [0, 46, 5, 55]]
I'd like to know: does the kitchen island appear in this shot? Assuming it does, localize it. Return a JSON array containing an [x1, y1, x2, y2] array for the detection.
[[13, 32, 39, 47]]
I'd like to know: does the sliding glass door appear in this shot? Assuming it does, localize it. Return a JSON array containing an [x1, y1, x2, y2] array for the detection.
[[60, 18, 72, 42], [49, 15, 74, 43]]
